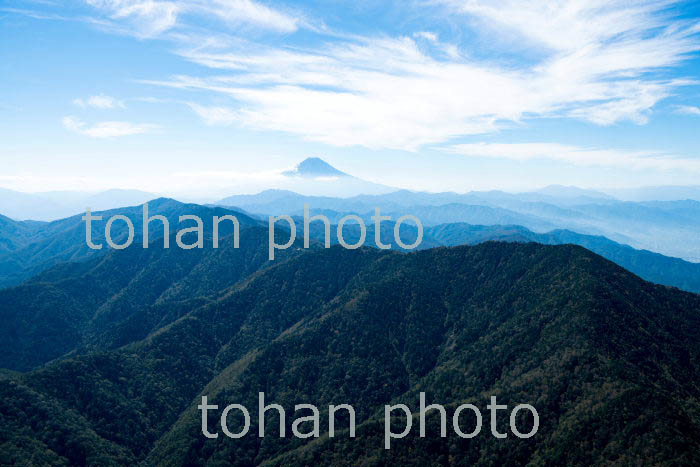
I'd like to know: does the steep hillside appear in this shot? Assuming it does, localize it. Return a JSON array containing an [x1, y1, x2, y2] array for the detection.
[[0, 214, 34, 253], [0, 224, 297, 371], [1, 243, 699, 465]]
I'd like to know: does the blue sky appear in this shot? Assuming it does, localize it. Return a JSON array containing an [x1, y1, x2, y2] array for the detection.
[[1, 0, 700, 197]]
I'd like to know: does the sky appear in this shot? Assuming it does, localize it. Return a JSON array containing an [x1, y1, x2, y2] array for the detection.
[[1, 0, 700, 197]]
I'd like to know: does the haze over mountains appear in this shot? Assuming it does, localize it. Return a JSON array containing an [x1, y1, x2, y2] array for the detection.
[[3, 158, 700, 261], [1, 196, 700, 297], [214, 158, 700, 262], [0, 188, 157, 221], [608, 185, 700, 202], [1, 158, 700, 287]]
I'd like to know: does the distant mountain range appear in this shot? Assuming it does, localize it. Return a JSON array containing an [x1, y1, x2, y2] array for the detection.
[[1, 198, 700, 295], [0, 188, 157, 221], [215, 178, 700, 261], [607, 185, 700, 201], [2, 239, 700, 465], [3, 158, 700, 261]]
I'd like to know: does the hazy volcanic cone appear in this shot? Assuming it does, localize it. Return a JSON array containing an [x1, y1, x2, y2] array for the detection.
[[230, 157, 395, 197], [282, 157, 350, 178]]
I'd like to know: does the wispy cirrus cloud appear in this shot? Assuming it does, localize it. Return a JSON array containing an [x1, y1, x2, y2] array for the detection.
[[430, 0, 700, 123], [145, 19, 698, 151], [414, 31, 439, 42], [447, 142, 700, 172], [83, 0, 299, 37], [85, 0, 178, 36], [125, 0, 698, 151], [674, 105, 700, 115], [62, 116, 157, 137], [187, 103, 240, 126], [73, 94, 125, 109], [23, 0, 700, 158]]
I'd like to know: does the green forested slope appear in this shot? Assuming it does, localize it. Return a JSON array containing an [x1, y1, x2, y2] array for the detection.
[[0, 224, 298, 371], [1, 242, 699, 465]]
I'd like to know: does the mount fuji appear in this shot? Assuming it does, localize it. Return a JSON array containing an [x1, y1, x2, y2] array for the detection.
[[245, 157, 394, 198]]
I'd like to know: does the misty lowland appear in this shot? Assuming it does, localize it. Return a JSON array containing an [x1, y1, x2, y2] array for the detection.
[[1, 158, 700, 466]]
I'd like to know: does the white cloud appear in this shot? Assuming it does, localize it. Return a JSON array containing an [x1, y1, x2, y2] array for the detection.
[[414, 31, 438, 42], [187, 103, 240, 125], [435, 0, 691, 54], [86, 0, 180, 36], [674, 105, 700, 116], [62, 116, 158, 137], [90, 0, 699, 153], [146, 18, 698, 150], [73, 94, 126, 109], [447, 142, 700, 172], [0, 7, 70, 21], [196, 0, 299, 33], [84, 0, 298, 37]]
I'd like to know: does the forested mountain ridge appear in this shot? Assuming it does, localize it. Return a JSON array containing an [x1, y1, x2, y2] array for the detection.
[[0, 214, 33, 253], [0, 224, 304, 372], [3, 204, 700, 375], [3, 198, 700, 296], [1, 242, 700, 465], [0, 198, 260, 289], [427, 223, 700, 293]]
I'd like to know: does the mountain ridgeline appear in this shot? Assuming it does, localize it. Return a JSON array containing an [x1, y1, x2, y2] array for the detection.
[[0, 199, 260, 289], [3, 158, 700, 260], [214, 161, 700, 262], [1, 198, 700, 295], [1, 217, 700, 465]]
